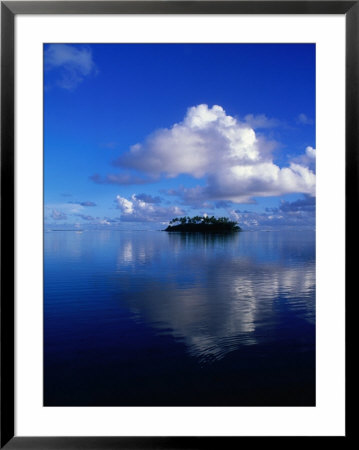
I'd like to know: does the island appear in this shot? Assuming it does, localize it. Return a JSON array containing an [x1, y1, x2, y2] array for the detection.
[[164, 216, 241, 233]]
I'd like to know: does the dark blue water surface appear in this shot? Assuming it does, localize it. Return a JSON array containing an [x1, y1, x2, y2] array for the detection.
[[44, 230, 315, 406]]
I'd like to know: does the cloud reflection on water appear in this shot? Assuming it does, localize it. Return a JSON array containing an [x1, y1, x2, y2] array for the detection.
[[112, 231, 315, 362]]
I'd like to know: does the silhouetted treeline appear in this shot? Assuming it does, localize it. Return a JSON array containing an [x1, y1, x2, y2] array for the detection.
[[164, 216, 241, 233]]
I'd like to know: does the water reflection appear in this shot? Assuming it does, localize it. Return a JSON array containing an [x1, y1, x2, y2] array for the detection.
[[109, 231, 315, 362], [168, 231, 240, 247], [44, 230, 315, 405]]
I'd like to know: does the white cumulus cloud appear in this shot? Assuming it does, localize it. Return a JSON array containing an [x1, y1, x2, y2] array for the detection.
[[306, 146, 316, 159], [116, 194, 185, 222], [292, 146, 316, 171], [115, 104, 316, 204]]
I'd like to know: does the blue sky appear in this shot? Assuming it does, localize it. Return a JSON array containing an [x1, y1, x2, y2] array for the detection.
[[44, 43, 315, 230]]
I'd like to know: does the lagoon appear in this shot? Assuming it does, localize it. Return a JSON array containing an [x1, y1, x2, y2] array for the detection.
[[44, 230, 315, 406]]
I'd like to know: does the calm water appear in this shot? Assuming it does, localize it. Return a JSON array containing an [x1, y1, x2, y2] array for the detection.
[[44, 230, 315, 406]]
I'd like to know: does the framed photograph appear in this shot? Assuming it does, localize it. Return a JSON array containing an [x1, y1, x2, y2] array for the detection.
[[1, 1, 353, 447]]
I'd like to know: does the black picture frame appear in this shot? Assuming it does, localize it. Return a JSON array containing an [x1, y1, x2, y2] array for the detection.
[[1, 1, 354, 447]]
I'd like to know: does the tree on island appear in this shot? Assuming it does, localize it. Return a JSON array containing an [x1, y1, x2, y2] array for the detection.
[[165, 216, 241, 233]]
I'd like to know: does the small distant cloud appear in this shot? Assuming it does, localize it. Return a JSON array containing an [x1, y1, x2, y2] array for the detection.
[[50, 209, 67, 220], [244, 114, 282, 129], [116, 194, 185, 223], [90, 173, 154, 185], [69, 201, 97, 207], [133, 193, 162, 204], [44, 44, 96, 90], [214, 200, 234, 209], [45, 202, 84, 217], [80, 201, 96, 207], [296, 113, 314, 125], [277, 194, 315, 213], [230, 194, 315, 230], [76, 214, 96, 221], [103, 217, 122, 224]]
